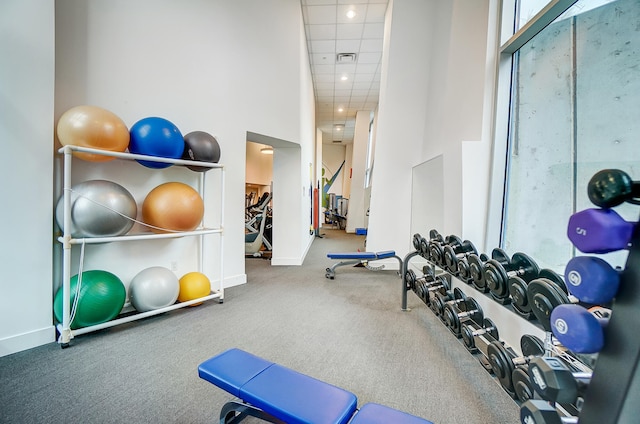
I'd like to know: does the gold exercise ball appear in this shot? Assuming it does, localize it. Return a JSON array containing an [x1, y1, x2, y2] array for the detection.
[[56, 105, 130, 162], [178, 272, 211, 306], [142, 182, 204, 233]]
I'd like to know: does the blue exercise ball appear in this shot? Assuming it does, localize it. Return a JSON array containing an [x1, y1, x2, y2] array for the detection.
[[182, 131, 221, 172], [129, 117, 184, 169]]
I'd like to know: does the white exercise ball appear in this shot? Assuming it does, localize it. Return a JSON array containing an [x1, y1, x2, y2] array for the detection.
[[129, 267, 180, 312]]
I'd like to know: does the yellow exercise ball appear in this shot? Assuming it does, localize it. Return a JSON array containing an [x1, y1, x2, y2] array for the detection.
[[142, 182, 204, 233], [56, 105, 130, 162], [178, 272, 211, 306]]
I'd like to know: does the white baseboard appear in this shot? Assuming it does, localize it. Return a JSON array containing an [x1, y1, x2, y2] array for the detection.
[[0, 326, 56, 358]]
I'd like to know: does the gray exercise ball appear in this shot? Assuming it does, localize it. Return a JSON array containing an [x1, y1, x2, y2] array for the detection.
[[128, 266, 180, 312], [56, 180, 137, 238], [182, 131, 221, 172]]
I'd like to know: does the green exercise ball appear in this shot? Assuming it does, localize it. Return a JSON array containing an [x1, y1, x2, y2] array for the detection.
[[54, 270, 126, 329]]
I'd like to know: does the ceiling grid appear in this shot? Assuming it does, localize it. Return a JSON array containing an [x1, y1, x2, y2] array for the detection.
[[301, 0, 389, 144]]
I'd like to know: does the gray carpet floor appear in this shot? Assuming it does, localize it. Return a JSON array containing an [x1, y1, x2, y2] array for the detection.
[[0, 229, 519, 423]]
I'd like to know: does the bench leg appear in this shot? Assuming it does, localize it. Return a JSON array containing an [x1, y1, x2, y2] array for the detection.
[[219, 400, 286, 424], [325, 259, 362, 279]]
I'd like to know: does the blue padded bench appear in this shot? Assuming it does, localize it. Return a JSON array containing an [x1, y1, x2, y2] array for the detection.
[[198, 348, 433, 424], [325, 250, 402, 279]]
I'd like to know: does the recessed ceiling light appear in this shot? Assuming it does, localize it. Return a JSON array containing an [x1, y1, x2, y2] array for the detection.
[[346, 10, 356, 19], [260, 147, 273, 155], [335, 124, 344, 131], [340, 75, 348, 81], [338, 107, 344, 112]]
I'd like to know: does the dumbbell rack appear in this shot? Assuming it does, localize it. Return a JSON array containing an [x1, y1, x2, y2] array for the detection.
[[578, 218, 640, 423]]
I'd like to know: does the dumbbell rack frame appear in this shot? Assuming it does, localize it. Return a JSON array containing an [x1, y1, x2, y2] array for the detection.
[[578, 218, 640, 423]]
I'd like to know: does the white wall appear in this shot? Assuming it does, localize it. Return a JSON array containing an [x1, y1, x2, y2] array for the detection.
[[1, 0, 316, 356], [346, 110, 371, 233], [0, 0, 56, 356], [368, 0, 491, 259]]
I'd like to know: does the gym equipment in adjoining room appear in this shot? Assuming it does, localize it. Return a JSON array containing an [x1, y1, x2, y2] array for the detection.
[[567, 208, 634, 254], [128, 116, 185, 169], [128, 266, 180, 312], [551, 304, 610, 354], [55, 179, 137, 238], [56, 105, 130, 162], [142, 182, 204, 233], [587, 168, 640, 208], [564, 255, 620, 304], [484, 252, 540, 305], [198, 348, 434, 424], [53, 270, 126, 329], [325, 250, 402, 279], [182, 131, 221, 172], [178, 272, 211, 306]]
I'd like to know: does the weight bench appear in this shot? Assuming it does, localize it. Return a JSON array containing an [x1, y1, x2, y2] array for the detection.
[[198, 348, 433, 424], [325, 250, 402, 279]]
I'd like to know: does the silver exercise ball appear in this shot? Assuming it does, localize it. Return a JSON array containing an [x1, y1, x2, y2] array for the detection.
[[129, 266, 180, 312], [56, 180, 137, 238]]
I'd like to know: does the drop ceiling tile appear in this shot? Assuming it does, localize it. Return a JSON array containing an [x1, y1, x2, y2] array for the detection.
[[355, 63, 378, 73], [358, 52, 382, 64], [308, 24, 337, 39], [360, 38, 383, 52], [336, 23, 364, 39], [315, 73, 336, 83], [305, 0, 336, 4], [337, 4, 367, 23], [311, 53, 335, 65], [313, 64, 336, 74], [353, 73, 375, 83], [365, 3, 388, 22], [311, 40, 336, 53], [362, 22, 385, 38], [335, 39, 361, 53], [306, 5, 337, 24], [335, 63, 357, 73]]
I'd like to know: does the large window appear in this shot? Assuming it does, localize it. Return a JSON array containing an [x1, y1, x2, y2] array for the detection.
[[500, 0, 640, 270]]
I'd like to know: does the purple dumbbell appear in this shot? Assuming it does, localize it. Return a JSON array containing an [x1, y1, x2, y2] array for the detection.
[[564, 256, 620, 304], [567, 208, 635, 254], [551, 304, 610, 354]]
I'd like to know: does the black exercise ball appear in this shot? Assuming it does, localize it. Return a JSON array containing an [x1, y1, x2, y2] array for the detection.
[[182, 131, 221, 172]]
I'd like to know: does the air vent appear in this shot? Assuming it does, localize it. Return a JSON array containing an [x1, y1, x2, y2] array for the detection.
[[336, 53, 356, 63], [332, 140, 342, 143]]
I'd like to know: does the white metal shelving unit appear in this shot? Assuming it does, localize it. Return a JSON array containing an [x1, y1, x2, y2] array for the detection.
[[56, 145, 225, 346]]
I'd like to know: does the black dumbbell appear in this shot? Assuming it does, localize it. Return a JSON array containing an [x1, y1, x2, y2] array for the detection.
[[484, 252, 539, 305], [456, 255, 474, 284], [528, 356, 591, 405], [512, 365, 536, 403], [443, 239, 478, 275], [487, 339, 548, 398], [461, 317, 499, 353], [468, 248, 509, 293], [413, 271, 451, 306], [527, 272, 573, 332], [412, 233, 424, 254], [443, 297, 483, 338], [428, 234, 463, 268], [511, 269, 568, 321], [520, 400, 578, 424], [405, 265, 436, 292], [425, 230, 446, 263], [430, 287, 466, 319], [587, 168, 640, 208]]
